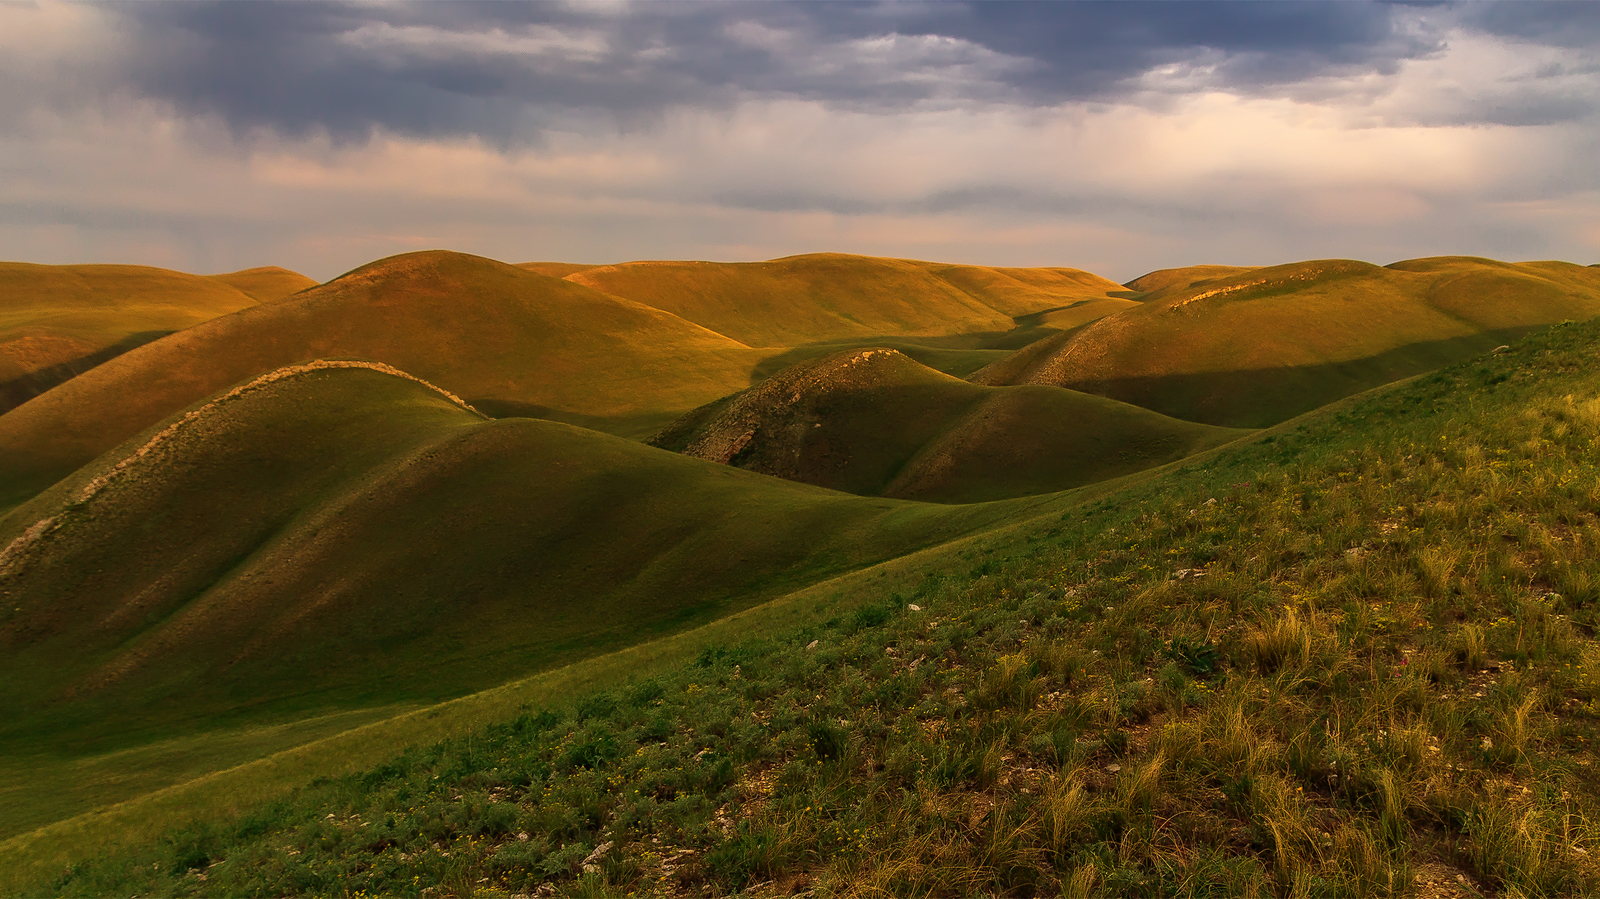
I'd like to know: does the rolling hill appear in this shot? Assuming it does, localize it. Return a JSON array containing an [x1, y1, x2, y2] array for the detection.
[[4, 247, 1600, 896], [977, 256, 1600, 428], [14, 301, 1600, 899], [0, 251, 775, 513], [1121, 263, 1258, 294], [0, 263, 312, 415], [0, 361, 1024, 754], [516, 262, 604, 278], [204, 265, 318, 303], [560, 253, 1133, 347], [652, 347, 1245, 504]]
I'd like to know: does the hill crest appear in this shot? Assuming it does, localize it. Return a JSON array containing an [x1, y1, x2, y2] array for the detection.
[[653, 347, 1244, 503], [562, 253, 1128, 347], [0, 261, 308, 414], [982, 255, 1600, 428], [0, 251, 765, 513]]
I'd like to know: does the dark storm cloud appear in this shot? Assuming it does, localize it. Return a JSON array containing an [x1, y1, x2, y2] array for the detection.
[[1461, 1, 1600, 49], [887, 2, 1441, 96], [64, 0, 1507, 144]]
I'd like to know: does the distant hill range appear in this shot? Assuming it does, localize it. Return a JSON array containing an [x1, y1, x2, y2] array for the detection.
[[0, 263, 313, 415], [977, 256, 1600, 427], [524, 253, 1133, 347]]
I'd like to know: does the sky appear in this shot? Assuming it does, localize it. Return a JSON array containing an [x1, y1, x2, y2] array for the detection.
[[1, 1, 1598, 283]]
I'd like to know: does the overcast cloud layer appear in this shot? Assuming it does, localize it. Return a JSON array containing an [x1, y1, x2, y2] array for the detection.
[[2, 0, 1597, 281]]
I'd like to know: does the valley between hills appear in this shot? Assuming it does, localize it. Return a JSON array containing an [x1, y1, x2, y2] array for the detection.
[[2, 251, 1599, 896]]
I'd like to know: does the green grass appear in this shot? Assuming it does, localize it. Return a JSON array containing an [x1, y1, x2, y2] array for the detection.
[[987, 256, 1600, 428], [654, 347, 1247, 503], [18, 316, 1600, 897], [0, 704, 415, 841], [7, 250, 1600, 896], [0, 362, 1049, 808], [0, 517, 1064, 891]]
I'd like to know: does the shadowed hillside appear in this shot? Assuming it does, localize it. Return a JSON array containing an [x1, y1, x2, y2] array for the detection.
[[562, 253, 1131, 347], [0, 362, 1021, 752], [0, 262, 309, 414], [652, 348, 1244, 503], [977, 256, 1600, 427], [0, 251, 772, 513]]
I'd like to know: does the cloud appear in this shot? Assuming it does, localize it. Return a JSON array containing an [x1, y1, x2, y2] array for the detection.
[[0, 1, 1476, 142], [0, 1, 1597, 280]]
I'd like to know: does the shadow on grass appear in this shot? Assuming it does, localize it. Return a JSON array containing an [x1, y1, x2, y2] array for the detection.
[[0, 331, 174, 415], [468, 400, 686, 441], [1064, 326, 1543, 429]]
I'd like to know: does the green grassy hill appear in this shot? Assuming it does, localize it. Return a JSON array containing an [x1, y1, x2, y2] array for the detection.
[[0, 361, 1030, 817], [16, 303, 1600, 899], [653, 348, 1245, 503], [0, 262, 305, 415], [562, 253, 1131, 347], [7, 249, 1600, 897], [979, 256, 1600, 428], [0, 251, 774, 514]]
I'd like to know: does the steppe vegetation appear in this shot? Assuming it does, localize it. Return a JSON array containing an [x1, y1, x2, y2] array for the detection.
[[4, 249, 1600, 897], [0, 364, 1025, 768], [22, 313, 1600, 898]]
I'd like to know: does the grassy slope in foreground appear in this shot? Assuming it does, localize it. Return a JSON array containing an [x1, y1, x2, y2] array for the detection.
[[980, 255, 1600, 428], [0, 263, 311, 413], [0, 363, 1027, 784], [28, 312, 1600, 899], [0, 250, 770, 513], [562, 253, 1133, 347], [653, 347, 1246, 503]]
